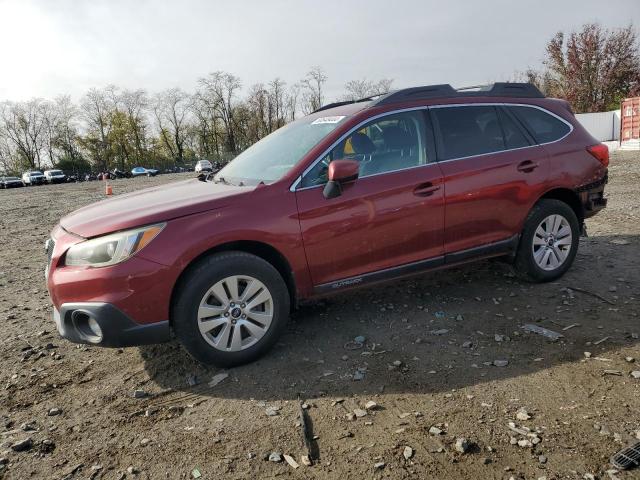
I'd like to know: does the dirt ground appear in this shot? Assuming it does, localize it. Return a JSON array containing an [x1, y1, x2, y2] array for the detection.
[[0, 151, 639, 480]]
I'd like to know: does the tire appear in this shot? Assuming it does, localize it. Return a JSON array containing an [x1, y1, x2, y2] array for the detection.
[[514, 199, 580, 282], [173, 251, 290, 367]]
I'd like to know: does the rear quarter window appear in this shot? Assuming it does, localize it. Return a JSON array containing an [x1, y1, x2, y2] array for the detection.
[[509, 106, 571, 144]]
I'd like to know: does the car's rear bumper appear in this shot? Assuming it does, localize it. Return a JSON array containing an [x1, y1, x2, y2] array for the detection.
[[577, 173, 608, 218], [53, 302, 171, 347]]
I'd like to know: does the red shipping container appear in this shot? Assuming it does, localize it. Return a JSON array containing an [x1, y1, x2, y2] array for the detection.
[[621, 97, 640, 142]]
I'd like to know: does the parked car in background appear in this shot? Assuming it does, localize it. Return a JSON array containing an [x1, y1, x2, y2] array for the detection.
[[0, 176, 24, 189], [22, 171, 45, 186], [44, 169, 67, 184], [45, 83, 608, 367], [112, 168, 132, 179], [195, 160, 213, 173], [131, 167, 159, 177]]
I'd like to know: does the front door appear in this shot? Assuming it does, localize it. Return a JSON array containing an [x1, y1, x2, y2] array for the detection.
[[295, 110, 445, 288]]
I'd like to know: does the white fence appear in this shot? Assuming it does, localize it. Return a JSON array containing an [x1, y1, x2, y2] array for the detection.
[[575, 110, 621, 142]]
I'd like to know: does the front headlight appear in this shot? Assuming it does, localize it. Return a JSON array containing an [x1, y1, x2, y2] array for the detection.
[[65, 223, 165, 267]]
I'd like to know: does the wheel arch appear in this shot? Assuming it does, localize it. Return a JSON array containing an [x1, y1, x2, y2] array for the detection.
[[538, 187, 584, 224], [512, 188, 583, 260], [169, 240, 297, 327]]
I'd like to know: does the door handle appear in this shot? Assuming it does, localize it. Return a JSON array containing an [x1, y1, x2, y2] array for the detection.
[[413, 182, 440, 197], [517, 160, 539, 173]]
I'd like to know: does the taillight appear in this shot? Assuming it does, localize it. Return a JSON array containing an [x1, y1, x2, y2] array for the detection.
[[587, 144, 609, 168]]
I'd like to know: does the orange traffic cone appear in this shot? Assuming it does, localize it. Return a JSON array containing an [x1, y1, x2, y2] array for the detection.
[[105, 182, 113, 196]]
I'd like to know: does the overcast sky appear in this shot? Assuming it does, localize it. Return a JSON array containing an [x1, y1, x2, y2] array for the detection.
[[0, 0, 637, 102]]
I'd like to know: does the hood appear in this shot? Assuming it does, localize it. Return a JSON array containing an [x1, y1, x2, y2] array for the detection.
[[61, 179, 251, 238]]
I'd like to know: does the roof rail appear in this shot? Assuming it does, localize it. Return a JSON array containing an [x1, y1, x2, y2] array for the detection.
[[312, 100, 362, 114], [373, 82, 544, 106], [311, 93, 387, 114], [310, 83, 544, 114]]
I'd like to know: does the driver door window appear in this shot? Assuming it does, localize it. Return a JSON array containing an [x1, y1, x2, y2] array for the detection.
[[299, 111, 429, 188]]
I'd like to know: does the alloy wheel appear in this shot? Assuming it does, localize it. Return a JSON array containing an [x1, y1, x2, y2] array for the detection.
[[531, 214, 573, 271], [197, 275, 273, 351]]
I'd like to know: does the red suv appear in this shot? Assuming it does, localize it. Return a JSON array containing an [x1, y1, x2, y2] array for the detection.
[[46, 83, 608, 366]]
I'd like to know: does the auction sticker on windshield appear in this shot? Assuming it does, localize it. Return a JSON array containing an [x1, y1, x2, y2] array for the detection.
[[311, 116, 345, 125]]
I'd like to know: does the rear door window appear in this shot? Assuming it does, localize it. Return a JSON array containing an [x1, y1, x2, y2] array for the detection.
[[509, 106, 571, 144], [431, 106, 505, 160], [497, 108, 531, 149]]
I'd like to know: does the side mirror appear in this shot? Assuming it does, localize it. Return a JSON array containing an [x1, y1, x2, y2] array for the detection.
[[323, 159, 359, 199]]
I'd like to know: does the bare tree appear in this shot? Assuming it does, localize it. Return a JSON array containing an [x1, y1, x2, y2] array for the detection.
[[41, 100, 58, 166], [197, 71, 242, 153], [300, 66, 327, 114], [246, 83, 269, 143], [0, 109, 18, 174], [0, 137, 14, 174], [190, 91, 222, 159], [51, 95, 83, 169], [0, 99, 48, 170], [267, 78, 287, 131], [153, 88, 191, 164], [120, 89, 150, 163], [342, 78, 394, 101], [80, 87, 113, 170], [286, 83, 301, 121]]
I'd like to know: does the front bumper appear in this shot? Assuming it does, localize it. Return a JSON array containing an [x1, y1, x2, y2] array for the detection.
[[46, 224, 179, 347], [53, 302, 170, 347]]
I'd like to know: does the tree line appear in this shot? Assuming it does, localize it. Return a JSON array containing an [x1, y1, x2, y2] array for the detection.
[[1, 23, 638, 176], [0, 67, 392, 175]]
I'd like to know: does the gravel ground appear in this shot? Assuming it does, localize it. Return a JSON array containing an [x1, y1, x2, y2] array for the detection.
[[0, 150, 639, 480]]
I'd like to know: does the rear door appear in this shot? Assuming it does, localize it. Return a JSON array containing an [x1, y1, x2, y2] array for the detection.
[[295, 109, 445, 288], [430, 104, 549, 255]]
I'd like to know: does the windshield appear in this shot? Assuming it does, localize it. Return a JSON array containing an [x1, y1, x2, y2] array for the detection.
[[49, 170, 63, 175], [4, 177, 19, 181], [214, 115, 347, 186]]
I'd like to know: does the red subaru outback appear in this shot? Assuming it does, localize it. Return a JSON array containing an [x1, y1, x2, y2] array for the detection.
[[46, 83, 608, 366]]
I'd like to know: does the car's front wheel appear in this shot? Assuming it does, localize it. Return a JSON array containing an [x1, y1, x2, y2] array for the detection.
[[514, 199, 580, 282], [173, 252, 290, 367]]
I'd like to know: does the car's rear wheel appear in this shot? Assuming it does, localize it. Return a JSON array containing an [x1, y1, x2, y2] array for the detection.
[[173, 251, 290, 367], [514, 199, 579, 282]]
